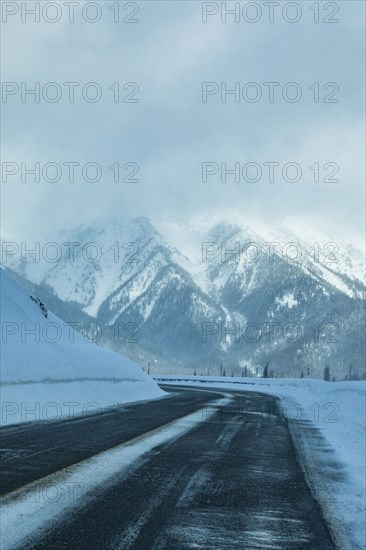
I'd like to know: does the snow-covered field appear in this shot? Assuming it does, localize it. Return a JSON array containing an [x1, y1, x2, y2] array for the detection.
[[155, 375, 366, 550], [0, 266, 165, 426]]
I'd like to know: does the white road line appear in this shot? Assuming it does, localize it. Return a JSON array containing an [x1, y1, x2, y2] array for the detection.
[[112, 470, 185, 550], [0, 396, 233, 550]]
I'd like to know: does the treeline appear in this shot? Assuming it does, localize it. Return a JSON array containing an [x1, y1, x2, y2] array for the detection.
[[190, 362, 366, 381]]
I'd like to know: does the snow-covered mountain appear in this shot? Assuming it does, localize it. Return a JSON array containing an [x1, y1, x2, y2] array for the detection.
[[156, 215, 365, 298], [0, 266, 164, 424], [5, 217, 365, 379]]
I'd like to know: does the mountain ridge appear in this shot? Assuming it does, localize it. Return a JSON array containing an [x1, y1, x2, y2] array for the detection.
[[4, 216, 365, 378]]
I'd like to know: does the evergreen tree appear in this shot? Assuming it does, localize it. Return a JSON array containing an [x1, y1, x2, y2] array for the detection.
[[323, 364, 330, 381], [263, 362, 269, 378]]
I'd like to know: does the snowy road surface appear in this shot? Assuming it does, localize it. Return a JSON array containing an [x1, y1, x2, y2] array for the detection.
[[0, 388, 218, 495], [1, 387, 336, 549]]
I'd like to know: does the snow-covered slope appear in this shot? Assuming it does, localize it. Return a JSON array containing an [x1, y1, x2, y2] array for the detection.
[[0, 266, 164, 425], [157, 215, 365, 298], [12, 217, 170, 318], [155, 216, 366, 377], [7, 217, 228, 371]]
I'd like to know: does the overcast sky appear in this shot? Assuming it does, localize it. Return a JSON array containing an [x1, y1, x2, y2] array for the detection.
[[1, 1, 365, 244]]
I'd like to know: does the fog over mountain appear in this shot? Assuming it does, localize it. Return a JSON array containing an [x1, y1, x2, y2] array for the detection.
[[5, 216, 365, 380]]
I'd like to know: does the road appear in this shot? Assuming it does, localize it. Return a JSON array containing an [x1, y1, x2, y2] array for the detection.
[[0, 386, 336, 549], [0, 387, 219, 495]]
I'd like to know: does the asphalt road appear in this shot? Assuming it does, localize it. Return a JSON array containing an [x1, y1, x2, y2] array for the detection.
[[0, 386, 219, 495], [1, 386, 336, 549]]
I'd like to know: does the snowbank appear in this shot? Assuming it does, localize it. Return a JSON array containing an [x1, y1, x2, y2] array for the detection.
[[0, 267, 165, 425], [155, 375, 366, 550]]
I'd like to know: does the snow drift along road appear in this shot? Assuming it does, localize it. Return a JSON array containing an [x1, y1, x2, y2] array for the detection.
[[0, 266, 164, 425]]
